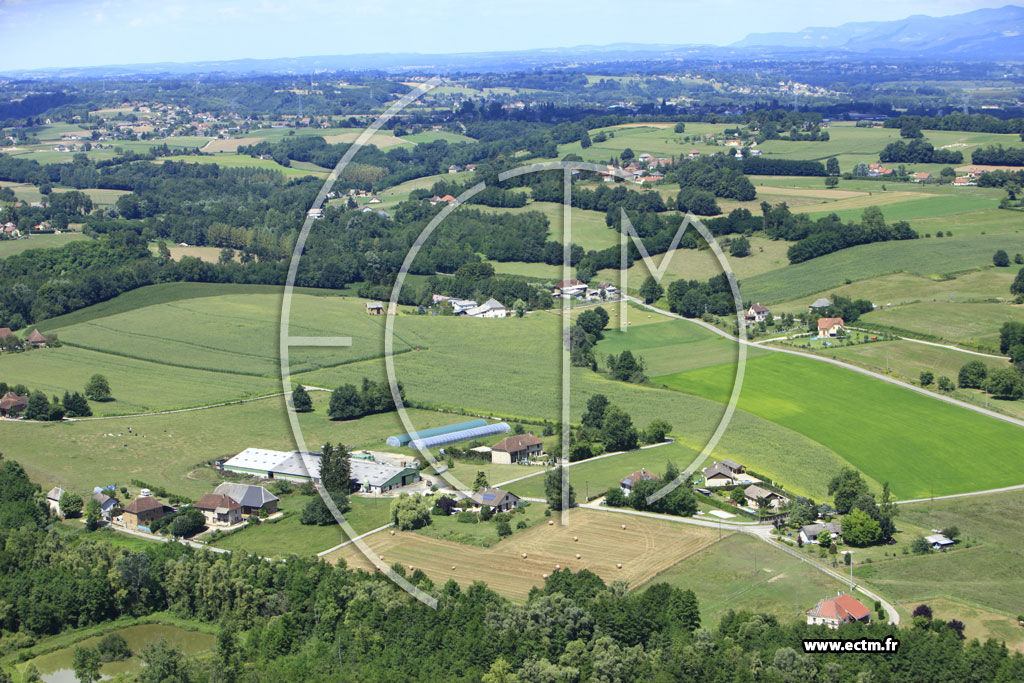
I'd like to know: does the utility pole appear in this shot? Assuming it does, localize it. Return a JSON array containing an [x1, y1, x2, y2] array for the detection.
[[848, 551, 854, 591]]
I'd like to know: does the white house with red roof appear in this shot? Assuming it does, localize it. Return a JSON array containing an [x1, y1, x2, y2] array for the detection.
[[817, 317, 845, 337], [806, 593, 871, 629]]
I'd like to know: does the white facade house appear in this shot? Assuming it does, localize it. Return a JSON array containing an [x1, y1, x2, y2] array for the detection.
[[466, 298, 508, 318]]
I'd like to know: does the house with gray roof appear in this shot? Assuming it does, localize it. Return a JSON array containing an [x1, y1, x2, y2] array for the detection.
[[800, 522, 842, 545], [92, 491, 120, 520], [46, 487, 65, 516], [214, 482, 280, 515], [808, 297, 832, 312], [470, 487, 520, 512]]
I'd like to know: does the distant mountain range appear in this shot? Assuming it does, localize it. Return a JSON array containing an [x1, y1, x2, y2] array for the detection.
[[6, 5, 1024, 78], [733, 4, 1024, 58]]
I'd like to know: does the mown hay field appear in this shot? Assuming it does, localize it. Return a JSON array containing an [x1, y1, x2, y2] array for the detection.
[[328, 507, 720, 601]]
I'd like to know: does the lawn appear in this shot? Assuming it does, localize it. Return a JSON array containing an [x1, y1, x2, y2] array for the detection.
[[0, 232, 89, 257], [657, 353, 1024, 499], [894, 598, 1024, 652], [209, 493, 394, 556], [740, 234, 1024, 305], [654, 532, 861, 627], [328, 507, 720, 601], [860, 301, 1024, 350], [855, 490, 1024, 620]]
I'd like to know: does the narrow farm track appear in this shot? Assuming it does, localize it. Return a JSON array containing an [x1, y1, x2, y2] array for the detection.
[[627, 296, 1024, 432]]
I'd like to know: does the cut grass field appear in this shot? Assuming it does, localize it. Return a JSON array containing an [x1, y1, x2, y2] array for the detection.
[[657, 353, 1024, 499], [328, 507, 720, 601], [739, 234, 1024, 305], [855, 490, 1024, 622], [0, 232, 89, 257], [556, 123, 733, 162], [894, 598, 1024, 652], [860, 301, 1024, 350], [208, 494, 394, 556], [654, 532, 856, 626], [0, 292, 409, 414]]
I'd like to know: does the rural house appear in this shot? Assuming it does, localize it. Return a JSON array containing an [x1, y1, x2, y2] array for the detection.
[[214, 482, 280, 515], [0, 392, 28, 417], [620, 469, 660, 496], [26, 329, 47, 347], [808, 298, 832, 313], [745, 303, 770, 323], [743, 484, 788, 509], [800, 522, 842, 545], [701, 459, 753, 487], [122, 495, 172, 531], [553, 279, 587, 298], [366, 301, 384, 315], [806, 593, 870, 629], [46, 487, 65, 516], [92, 490, 121, 520], [466, 298, 508, 318], [195, 493, 243, 526], [0, 327, 13, 340], [490, 433, 543, 464], [470, 487, 520, 513], [913, 172, 932, 182], [817, 317, 845, 337]]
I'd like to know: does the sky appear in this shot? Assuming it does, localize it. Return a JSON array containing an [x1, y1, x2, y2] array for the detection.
[[0, 0, 1015, 71]]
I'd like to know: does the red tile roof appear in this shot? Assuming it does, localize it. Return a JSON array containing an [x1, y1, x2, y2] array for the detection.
[[806, 594, 870, 621], [492, 433, 542, 453], [124, 496, 167, 514]]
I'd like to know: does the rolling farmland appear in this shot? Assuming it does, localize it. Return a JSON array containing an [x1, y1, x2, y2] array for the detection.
[[657, 353, 1024, 498]]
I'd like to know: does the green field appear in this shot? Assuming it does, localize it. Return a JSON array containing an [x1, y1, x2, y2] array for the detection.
[[856, 490, 1024, 619], [598, 235, 794, 294], [557, 123, 732, 162], [209, 493, 394, 556], [655, 532, 860, 626], [770, 269, 1017, 315], [0, 291, 416, 415], [0, 232, 89, 257], [740, 234, 1024, 305], [860, 301, 1024, 349], [401, 131, 475, 144], [657, 353, 1024, 498], [157, 154, 327, 177]]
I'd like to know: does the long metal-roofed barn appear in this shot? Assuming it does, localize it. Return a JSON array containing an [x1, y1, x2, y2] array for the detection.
[[410, 422, 511, 450], [386, 419, 488, 447]]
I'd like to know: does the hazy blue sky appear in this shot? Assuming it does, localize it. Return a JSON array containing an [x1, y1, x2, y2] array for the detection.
[[0, 0, 1013, 70]]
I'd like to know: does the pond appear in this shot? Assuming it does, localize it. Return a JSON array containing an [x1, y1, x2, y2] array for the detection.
[[23, 623, 215, 683]]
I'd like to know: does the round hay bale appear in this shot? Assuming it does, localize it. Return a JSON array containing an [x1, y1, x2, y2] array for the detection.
[[555, 564, 561, 570], [575, 553, 581, 559], [408, 565, 414, 571], [379, 555, 384, 560], [621, 524, 627, 530], [390, 530, 395, 535], [522, 552, 528, 558], [451, 566, 456, 571], [548, 520, 554, 526], [617, 563, 623, 569], [542, 573, 548, 579], [573, 536, 578, 542]]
